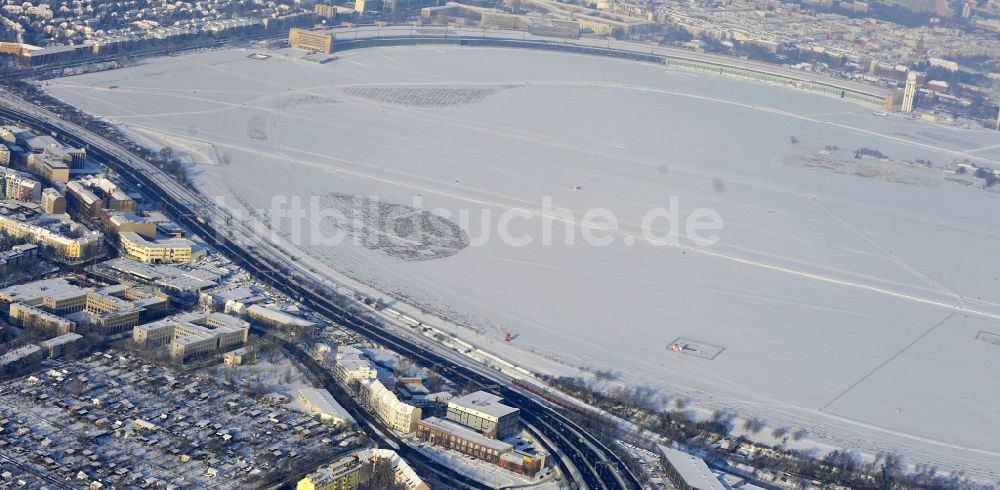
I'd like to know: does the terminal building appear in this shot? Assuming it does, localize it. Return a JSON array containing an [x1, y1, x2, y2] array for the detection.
[[446, 390, 520, 439], [288, 28, 334, 54]]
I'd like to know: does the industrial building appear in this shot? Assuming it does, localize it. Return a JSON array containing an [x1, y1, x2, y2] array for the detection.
[[288, 28, 334, 54], [446, 390, 520, 439], [416, 416, 514, 462]]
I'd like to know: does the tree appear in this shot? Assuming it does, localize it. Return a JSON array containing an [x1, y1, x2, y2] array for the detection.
[[158, 146, 174, 162], [742, 417, 764, 434], [357, 459, 407, 490]]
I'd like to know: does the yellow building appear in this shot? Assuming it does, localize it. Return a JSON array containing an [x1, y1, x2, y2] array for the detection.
[[0, 278, 88, 315], [296, 454, 369, 490], [223, 346, 257, 366], [133, 312, 249, 363], [119, 232, 203, 263], [0, 213, 103, 261], [289, 28, 334, 54], [314, 4, 337, 19], [9, 302, 76, 335]]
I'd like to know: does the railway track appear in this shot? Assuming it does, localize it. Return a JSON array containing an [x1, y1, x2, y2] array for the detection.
[[0, 100, 642, 490]]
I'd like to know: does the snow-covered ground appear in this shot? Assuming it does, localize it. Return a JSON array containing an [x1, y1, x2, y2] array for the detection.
[[45, 45, 1000, 479]]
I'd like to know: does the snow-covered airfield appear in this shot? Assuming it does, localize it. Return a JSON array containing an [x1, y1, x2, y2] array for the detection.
[[47, 44, 1000, 478]]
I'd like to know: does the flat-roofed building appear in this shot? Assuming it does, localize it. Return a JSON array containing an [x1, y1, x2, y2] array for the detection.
[[246, 304, 315, 331], [0, 344, 42, 375], [79, 287, 147, 336], [447, 390, 519, 439], [39, 332, 83, 357], [41, 188, 65, 214], [9, 302, 75, 336], [223, 346, 257, 365], [105, 212, 158, 240], [0, 278, 88, 315], [334, 357, 378, 384], [289, 28, 333, 53], [133, 311, 249, 362], [314, 4, 337, 19], [296, 387, 355, 425], [416, 416, 514, 462], [355, 0, 382, 13], [657, 445, 726, 490], [0, 244, 39, 274], [120, 232, 204, 263]]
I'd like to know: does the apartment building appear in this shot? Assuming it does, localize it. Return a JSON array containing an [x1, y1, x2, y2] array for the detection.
[[334, 357, 378, 384], [39, 332, 83, 357], [359, 379, 422, 433], [41, 188, 65, 214], [0, 244, 38, 274], [0, 169, 42, 202], [0, 206, 103, 261]]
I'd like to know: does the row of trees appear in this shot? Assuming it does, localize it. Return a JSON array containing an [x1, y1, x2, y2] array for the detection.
[[543, 374, 993, 490]]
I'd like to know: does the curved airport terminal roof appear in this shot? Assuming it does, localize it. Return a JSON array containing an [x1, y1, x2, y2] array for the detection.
[[317, 24, 888, 105]]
